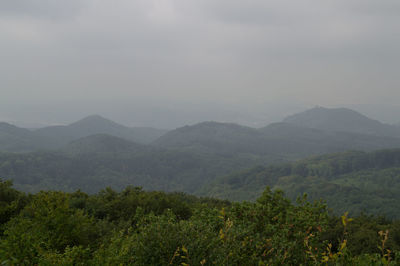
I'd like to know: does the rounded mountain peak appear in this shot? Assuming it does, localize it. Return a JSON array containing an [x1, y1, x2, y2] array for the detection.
[[283, 106, 396, 136]]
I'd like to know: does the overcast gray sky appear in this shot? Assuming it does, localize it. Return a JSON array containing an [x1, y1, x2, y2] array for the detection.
[[1, 0, 400, 127]]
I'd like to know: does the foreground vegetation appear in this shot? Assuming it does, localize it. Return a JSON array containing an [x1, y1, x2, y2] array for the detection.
[[1, 179, 400, 265]]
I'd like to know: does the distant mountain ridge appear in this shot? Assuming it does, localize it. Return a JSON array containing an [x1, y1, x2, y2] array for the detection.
[[154, 118, 400, 158], [283, 106, 400, 137], [1, 107, 400, 154], [0, 122, 57, 152], [0, 115, 167, 152], [35, 115, 167, 146]]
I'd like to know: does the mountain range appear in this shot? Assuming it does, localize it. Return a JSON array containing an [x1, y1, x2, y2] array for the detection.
[[0, 115, 167, 152], [2, 106, 400, 159], [2, 106, 400, 218], [2, 106, 400, 154], [155, 107, 400, 158]]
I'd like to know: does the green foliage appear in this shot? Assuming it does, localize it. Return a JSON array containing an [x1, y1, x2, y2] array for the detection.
[[91, 188, 329, 265], [0, 179, 28, 233], [207, 149, 400, 218], [0, 191, 99, 264], [0, 183, 400, 265], [84, 186, 197, 222]]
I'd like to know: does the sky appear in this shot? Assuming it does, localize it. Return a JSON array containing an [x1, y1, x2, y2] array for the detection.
[[1, 0, 400, 128]]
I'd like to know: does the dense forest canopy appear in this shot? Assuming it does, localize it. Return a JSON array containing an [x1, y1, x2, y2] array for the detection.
[[1, 180, 400, 265], [2, 148, 400, 218], [205, 149, 400, 219]]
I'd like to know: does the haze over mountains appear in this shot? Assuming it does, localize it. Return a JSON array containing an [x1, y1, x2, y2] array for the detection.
[[0, 115, 167, 152], [0, 122, 54, 152], [283, 107, 400, 137], [1, 106, 400, 155], [2, 106, 400, 217], [155, 107, 400, 157]]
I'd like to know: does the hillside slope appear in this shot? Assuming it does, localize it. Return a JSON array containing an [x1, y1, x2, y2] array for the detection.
[[203, 149, 400, 218], [154, 120, 400, 158], [0, 122, 57, 152], [0, 143, 273, 194], [62, 134, 146, 154], [153, 121, 270, 155]]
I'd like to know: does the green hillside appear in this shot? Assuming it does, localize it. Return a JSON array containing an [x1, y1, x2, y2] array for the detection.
[[204, 149, 400, 219], [0, 137, 275, 194], [62, 134, 146, 154]]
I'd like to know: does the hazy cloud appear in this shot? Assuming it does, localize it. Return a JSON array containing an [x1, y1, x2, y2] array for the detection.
[[0, 0, 83, 21], [0, 0, 399, 126]]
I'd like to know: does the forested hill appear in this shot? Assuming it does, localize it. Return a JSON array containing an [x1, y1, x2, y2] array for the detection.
[[63, 134, 147, 154], [0, 115, 168, 152], [34, 115, 167, 145], [3, 141, 400, 218], [0, 134, 274, 194], [153, 121, 269, 154], [204, 148, 400, 219], [152, 107, 400, 156], [155, 120, 400, 157]]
